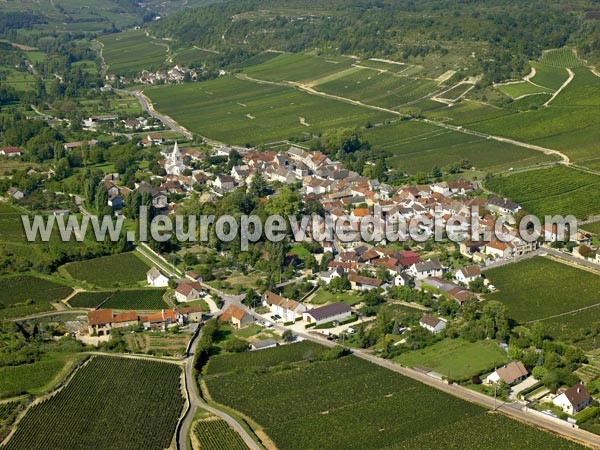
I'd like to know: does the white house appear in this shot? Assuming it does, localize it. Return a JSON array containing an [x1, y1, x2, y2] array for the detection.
[[319, 266, 343, 285], [302, 302, 352, 326], [348, 274, 386, 291], [262, 291, 307, 322], [147, 267, 169, 287], [485, 361, 528, 386], [407, 259, 443, 280], [249, 339, 279, 351], [552, 383, 592, 415], [419, 314, 447, 334], [484, 241, 513, 259], [454, 265, 481, 285], [175, 281, 202, 303]]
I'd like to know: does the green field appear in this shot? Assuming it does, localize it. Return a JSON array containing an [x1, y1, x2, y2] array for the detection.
[[530, 62, 570, 90], [146, 75, 393, 145], [0, 275, 72, 318], [0, 356, 70, 399], [310, 288, 362, 306], [102, 289, 167, 310], [3, 356, 184, 450], [358, 59, 411, 74], [68, 289, 167, 309], [497, 81, 551, 99], [204, 342, 584, 450], [365, 121, 556, 173], [438, 83, 473, 101], [61, 252, 150, 288], [485, 257, 600, 325], [394, 339, 509, 381], [541, 48, 585, 68], [192, 417, 248, 450], [314, 68, 441, 110], [99, 29, 169, 76], [244, 52, 356, 84], [486, 166, 600, 219]]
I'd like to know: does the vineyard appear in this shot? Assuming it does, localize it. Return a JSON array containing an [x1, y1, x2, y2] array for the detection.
[[0, 401, 23, 441], [0, 275, 72, 319], [204, 343, 585, 450], [486, 166, 600, 219], [541, 48, 585, 68], [3, 356, 184, 450], [102, 289, 167, 310], [61, 252, 150, 288], [67, 291, 112, 308], [192, 417, 248, 450]]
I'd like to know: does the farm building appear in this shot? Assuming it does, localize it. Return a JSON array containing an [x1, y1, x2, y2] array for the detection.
[[262, 291, 308, 322], [0, 146, 21, 157], [552, 383, 592, 415], [175, 281, 202, 302], [485, 361, 528, 386], [250, 339, 279, 351], [302, 303, 352, 326], [220, 305, 253, 329], [147, 267, 169, 287], [419, 315, 447, 334], [348, 274, 387, 291], [87, 309, 138, 336]]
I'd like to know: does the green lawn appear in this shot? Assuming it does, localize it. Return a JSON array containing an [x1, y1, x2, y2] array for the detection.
[[310, 288, 362, 306], [61, 252, 150, 288], [394, 339, 509, 381], [485, 257, 600, 325]]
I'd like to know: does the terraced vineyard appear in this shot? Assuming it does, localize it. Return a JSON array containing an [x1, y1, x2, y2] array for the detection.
[[3, 356, 184, 450], [437, 83, 473, 101], [193, 417, 248, 450], [541, 48, 585, 68], [574, 361, 600, 383], [204, 343, 585, 450], [486, 166, 600, 219], [99, 29, 169, 76]]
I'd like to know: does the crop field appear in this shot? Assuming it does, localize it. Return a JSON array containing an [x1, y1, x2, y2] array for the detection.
[[437, 83, 473, 101], [204, 343, 585, 450], [67, 291, 112, 308], [423, 100, 516, 125], [99, 29, 168, 76], [243, 52, 356, 84], [395, 339, 508, 381], [0, 401, 22, 440], [506, 93, 552, 111], [485, 166, 600, 219], [0, 357, 68, 399], [125, 332, 189, 356], [146, 76, 393, 145], [530, 62, 570, 90], [0, 275, 72, 318], [192, 417, 248, 450], [3, 356, 184, 450], [102, 289, 167, 310], [485, 257, 600, 324], [365, 121, 556, 174], [582, 221, 600, 235], [541, 48, 585, 68], [172, 47, 216, 66], [497, 81, 551, 98], [357, 59, 411, 73], [551, 67, 600, 107], [61, 252, 150, 288], [314, 68, 441, 109]]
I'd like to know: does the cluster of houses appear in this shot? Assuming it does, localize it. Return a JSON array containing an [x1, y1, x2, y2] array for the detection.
[[86, 306, 202, 336], [138, 66, 194, 85]]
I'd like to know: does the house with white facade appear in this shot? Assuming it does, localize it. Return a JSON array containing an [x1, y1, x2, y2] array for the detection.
[[419, 314, 447, 334], [552, 383, 592, 415], [147, 267, 169, 287]]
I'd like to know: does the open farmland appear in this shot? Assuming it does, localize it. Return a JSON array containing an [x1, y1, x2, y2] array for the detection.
[[394, 339, 509, 381], [243, 52, 356, 84], [497, 81, 551, 99], [530, 62, 570, 90], [3, 356, 184, 450], [437, 83, 473, 101], [204, 342, 584, 450], [0, 356, 71, 399], [101, 289, 167, 310], [99, 29, 169, 76], [486, 166, 600, 219], [365, 121, 556, 174], [541, 48, 585, 68], [61, 252, 150, 288], [314, 68, 441, 110], [485, 257, 600, 325], [67, 291, 112, 308], [0, 275, 72, 318], [145, 76, 393, 145], [193, 417, 248, 450]]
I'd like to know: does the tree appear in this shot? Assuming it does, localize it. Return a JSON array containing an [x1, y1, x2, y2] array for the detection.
[[282, 329, 294, 342], [249, 171, 269, 197]]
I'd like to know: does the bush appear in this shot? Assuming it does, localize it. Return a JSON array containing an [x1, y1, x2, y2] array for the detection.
[[305, 323, 316, 329]]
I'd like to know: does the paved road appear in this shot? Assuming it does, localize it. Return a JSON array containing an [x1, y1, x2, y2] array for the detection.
[[128, 90, 194, 140], [177, 319, 262, 450]]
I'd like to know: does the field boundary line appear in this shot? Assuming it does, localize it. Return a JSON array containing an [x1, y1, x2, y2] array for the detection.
[[523, 302, 600, 324], [543, 67, 574, 107]]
